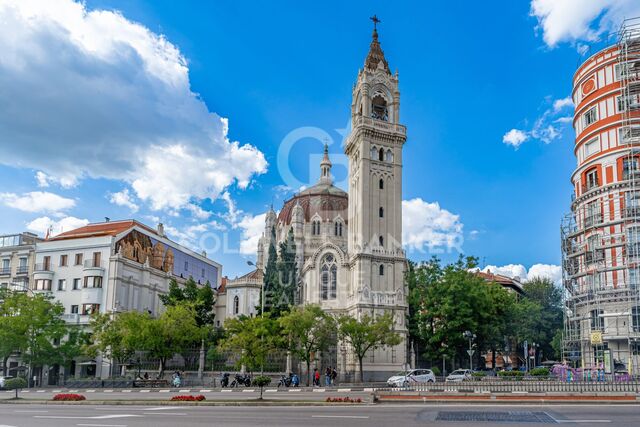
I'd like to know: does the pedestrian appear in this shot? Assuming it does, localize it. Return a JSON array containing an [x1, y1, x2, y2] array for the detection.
[[325, 367, 331, 386], [313, 368, 320, 386], [331, 367, 337, 385]]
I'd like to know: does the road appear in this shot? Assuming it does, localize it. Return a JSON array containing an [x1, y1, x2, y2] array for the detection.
[[0, 403, 639, 426]]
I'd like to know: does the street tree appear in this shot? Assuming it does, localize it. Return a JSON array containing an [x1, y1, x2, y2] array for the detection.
[[221, 314, 283, 372], [279, 305, 335, 385], [337, 312, 401, 383]]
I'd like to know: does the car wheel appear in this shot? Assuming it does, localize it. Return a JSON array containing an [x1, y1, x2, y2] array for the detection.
[[402, 380, 409, 388]]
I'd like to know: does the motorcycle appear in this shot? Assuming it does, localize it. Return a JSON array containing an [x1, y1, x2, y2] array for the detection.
[[172, 376, 181, 388], [220, 373, 230, 388], [277, 374, 292, 388], [230, 373, 251, 387]]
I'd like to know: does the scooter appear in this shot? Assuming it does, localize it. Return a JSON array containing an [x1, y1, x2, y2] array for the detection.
[[277, 375, 292, 388], [172, 376, 181, 388], [230, 373, 251, 387]]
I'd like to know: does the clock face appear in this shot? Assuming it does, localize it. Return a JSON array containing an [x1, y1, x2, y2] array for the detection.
[[582, 79, 596, 96]]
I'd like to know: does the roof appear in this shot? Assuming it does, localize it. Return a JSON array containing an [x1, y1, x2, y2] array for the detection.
[[364, 28, 390, 73], [476, 271, 524, 295], [48, 219, 158, 241], [278, 184, 348, 225], [232, 268, 263, 282], [217, 276, 228, 293]]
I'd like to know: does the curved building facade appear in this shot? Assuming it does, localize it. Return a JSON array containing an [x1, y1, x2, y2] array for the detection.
[[562, 20, 640, 374]]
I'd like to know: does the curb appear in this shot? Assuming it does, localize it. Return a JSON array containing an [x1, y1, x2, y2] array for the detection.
[[0, 399, 370, 407]]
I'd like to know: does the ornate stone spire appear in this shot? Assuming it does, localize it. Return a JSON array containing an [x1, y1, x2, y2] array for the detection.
[[364, 15, 389, 73], [319, 143, 333, 185]]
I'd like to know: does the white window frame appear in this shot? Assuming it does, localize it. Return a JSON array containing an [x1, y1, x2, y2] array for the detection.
[[583, 137, 599, 158], [583, 107, 597, 127]]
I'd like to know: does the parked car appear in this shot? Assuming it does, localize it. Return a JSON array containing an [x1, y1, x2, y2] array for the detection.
[[0, 376, 13, 390], [387, 369, 436, 387], [445, 369, 472, 382]]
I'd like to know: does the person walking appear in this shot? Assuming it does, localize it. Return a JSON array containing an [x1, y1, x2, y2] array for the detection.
[[325, 367, 331, 386], [313, 368, 320, 387], [331, 367, 337, 385]]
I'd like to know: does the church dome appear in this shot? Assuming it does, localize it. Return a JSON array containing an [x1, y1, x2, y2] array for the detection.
[[278, 182, 348, 225]]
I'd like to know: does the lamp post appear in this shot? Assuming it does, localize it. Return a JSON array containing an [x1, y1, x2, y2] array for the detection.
[[247, 260, 266, 375], [463, 331, 476, 371]]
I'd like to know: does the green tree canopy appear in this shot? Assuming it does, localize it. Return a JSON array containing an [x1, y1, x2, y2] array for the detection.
[[279, 305, 335, 385], [221, 314, 283, 372], [337, 312, 401, 382]]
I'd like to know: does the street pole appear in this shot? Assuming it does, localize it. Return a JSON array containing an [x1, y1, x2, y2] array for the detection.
[[468, 337, 473, 371]]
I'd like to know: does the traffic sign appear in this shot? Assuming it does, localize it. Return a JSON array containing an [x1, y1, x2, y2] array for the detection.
[[467, 349, 475, 357]]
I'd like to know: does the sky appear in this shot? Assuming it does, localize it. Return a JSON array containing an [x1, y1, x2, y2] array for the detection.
[[1, 0, 639, 282]]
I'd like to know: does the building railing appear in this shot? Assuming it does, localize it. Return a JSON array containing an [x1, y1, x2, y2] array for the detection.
[[34, 263, 53, 272], [16, 265, 28, 274], [83, 259, 104, 269], [582, 180, 600, 194], [0, 267, 10, 275], [583, 214, 603, 228]]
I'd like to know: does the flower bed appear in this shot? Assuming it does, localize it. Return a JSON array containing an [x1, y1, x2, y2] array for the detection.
[[170, 394, 206, 401], [325, 396, 362, 403], [53, 393, 86, 401]]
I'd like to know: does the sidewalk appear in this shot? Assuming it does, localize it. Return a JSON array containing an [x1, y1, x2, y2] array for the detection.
[[374, 390, 640, 404]]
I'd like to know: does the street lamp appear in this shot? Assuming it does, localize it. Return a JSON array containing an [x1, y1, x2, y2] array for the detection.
[[463, 331, 476, 371]]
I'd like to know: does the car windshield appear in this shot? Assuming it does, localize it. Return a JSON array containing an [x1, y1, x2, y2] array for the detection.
[[394, 371, 408, 376], [450, 370, 466, 375]]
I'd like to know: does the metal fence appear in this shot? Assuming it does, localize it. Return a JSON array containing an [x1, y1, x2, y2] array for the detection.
[[390, 380, 640, 393]]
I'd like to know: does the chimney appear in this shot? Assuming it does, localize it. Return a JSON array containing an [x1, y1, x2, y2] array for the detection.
[[157, 223, 164, 236]]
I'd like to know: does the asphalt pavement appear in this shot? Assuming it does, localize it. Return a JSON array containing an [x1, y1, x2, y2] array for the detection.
[[0, 403, 639, 426]]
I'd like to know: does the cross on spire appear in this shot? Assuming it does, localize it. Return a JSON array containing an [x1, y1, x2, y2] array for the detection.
[[370, 14, 381, 30]]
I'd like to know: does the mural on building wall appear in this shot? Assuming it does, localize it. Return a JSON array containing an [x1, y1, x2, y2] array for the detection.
[[115, 229, 218, 287], [116, 230, 174, 274]]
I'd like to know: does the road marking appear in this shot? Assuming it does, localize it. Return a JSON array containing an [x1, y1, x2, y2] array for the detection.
[[264, 389, 277, 393], [555, 421, 611, 424], [313, 388, 325, 392], [199, 389, 211, 393], [143, 407, 182, 411], [363, 388, 374, 392], [69, 390, 79, 392], [179, 389, 189, 393], [242, 389, 255, 392], [14, 410, 49, 413], [337, 388, 351, 392], [121, 390, 132, 393], [77, 424, 127, 427], [22, 390, 29, 393], [86, 390, 96, 393], [311, 415, 369, 419], [53, 389, 62, 392], [221, 389, 232, 392], [103, 389, 114, 393], [36, 389, 46, 393], [143, 413, 187, 416], [288, 389, 301, 392], [139, 390, 150, 393], [158, 389, 170, 393], [36, 415, 141, 420]]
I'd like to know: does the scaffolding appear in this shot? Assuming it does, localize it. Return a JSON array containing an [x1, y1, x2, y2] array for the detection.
[[561, 18, 640, 377]]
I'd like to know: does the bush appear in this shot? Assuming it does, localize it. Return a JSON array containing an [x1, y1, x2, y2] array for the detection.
[[170, 395, 206, 401], [252, 375, 271, 388], [430, 366, 441, 377], [497, 371, 524, 380], [472, 372, 487, 378], [4, 377, 27, 398], [529, 367, 550, 377], [326, 396, 362, 403], [53, 393, 86, 401]]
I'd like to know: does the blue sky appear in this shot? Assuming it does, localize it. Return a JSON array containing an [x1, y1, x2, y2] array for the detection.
[[1, 0, 638, 280]]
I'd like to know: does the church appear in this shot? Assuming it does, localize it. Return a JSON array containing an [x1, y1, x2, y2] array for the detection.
[[217, 20, 409, 380]]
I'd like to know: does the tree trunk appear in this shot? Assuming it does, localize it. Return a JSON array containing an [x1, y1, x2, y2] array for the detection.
[[306, 360, 311, 386], [2, 356, 8, 376], [491, 349, 496, 370], [358, 356, 364, 383]]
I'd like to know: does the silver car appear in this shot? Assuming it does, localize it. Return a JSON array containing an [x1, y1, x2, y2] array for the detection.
[[387, 369, 436, 387], [445, 369, 472, 382], [0, 376, 13, 390]]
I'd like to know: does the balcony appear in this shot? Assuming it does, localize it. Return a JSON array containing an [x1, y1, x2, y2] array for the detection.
[[0, 267, 10, 276], [15, 265, 28, 275], [33, 263, 54, 280], [581, 180, 600, 194], [61, 313, 79, 323], [80, 286, 103, 304], [584, 214, 603, 228], [83, 259, 105, 275]]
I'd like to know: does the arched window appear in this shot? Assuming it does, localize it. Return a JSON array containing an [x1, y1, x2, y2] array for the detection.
[[371, 95, 388, 121], [379, 207, 384, 218], [334, 221, 343, 237], [379, 235, 384, 246], [312, 220, 321, 235], [379, 178, 384, 189], [386, 149, 393, 163], [370, 146, 377, 159], [379, 264, 384, 276], [233, 295, 239, 315], [320, 254, 337, 300], [379, 148, 384, 161]]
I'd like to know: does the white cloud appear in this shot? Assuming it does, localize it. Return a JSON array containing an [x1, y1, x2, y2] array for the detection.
[[504, 96, 574, 148], [482, 263, 562, 285], [33, 171, 78, 189], [108, 188, 139, 212], [503, 129, 529, 148], [26, 215, 89, 237], [35, 171, 49, 188], [185, 203, 211, 220], [530, 0, 640, 48], [0, 0, 267, 212], [402, 198, 464, 253], [237, 213, 266, 255], [0, 191, 75, 213]]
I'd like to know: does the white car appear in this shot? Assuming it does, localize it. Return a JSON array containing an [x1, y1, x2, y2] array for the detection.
[[445, 369, 472, 382], [0, 376, 13, 389], [387, 369, 436, 387]]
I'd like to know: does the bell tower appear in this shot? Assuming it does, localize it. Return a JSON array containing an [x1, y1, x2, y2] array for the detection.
[[344, 16, 407, 378]]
